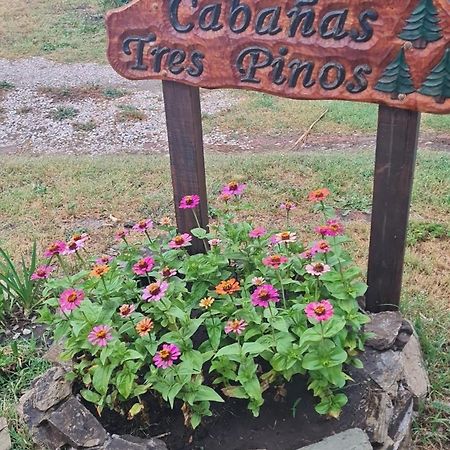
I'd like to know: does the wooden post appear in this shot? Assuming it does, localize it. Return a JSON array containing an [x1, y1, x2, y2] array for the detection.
[[366, 105, 421, 312], [162, 81, 208, 254]]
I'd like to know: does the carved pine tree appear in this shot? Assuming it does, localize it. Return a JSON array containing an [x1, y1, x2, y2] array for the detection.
[[399, 0, 443, 49], [419, 49, 450, 103], [375, 49, 415, 99]]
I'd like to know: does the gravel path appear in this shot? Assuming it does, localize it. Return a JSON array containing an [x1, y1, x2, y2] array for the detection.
[[0, 57, 248, 155]]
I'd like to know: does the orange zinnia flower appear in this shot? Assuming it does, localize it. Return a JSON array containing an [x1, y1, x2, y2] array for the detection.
[[135, 318, 154, 336], [215, 278, 240, 295], [90, 264, 110, 277], [308, 188, 330, 202]]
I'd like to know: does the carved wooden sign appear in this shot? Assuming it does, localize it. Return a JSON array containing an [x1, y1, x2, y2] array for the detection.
[[106, 0, 450, 114]]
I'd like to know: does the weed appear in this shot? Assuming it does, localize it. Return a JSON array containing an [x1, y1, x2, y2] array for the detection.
[[39, 85, 102, 101], [51, 106, 79, 121], [407, 221, 449, 246], [0, 81, 15, 91], [103, 87, 128, 99], [73, 120, 97, 132], [116, 104, 146, 122]]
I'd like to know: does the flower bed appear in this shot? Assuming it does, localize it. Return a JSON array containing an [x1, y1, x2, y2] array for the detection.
[[37, 185, 370, 448]]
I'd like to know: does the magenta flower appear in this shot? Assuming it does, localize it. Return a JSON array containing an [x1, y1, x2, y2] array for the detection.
[[251, 284, 280, 308], [168, 233, 192, 249], [115, 229, 129, 241], [71, 233, 89, 244], [95, 255, 114, 265], [312, 240, 331, 254], [118, 304, 135, 318], [299, 249, 316, 259], [160, 266, 177, 278], [88, 325, 113, 347], [224, 319, 248, 335], [280, 202, 296, 211], [262, 254, 288, 269], [132, 257, 155, 275], [64, 240, 83, 255], [142, 280, 169, 302], [31, 265, 54, 281], [326, 219, 345, 237], [305, 262, 331, 277], [221, 181, 246, 196], [59, 288, 85, 313], [153, 343, 181, 369], [133, 219, 153, 233], [43, 241, 67, 258], [179, 195, 200, 209], [249, 227, 266, 238], [305, 300, 334, 322]]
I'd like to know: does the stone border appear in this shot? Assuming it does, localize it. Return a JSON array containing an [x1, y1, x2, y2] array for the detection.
[[17, 312, 429, 450]]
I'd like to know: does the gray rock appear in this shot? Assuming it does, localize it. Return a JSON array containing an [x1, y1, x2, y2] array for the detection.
[[364, 390, 393, 445], [47, 397, 106, 448], [33, 366, 72, 411], [393, 320, 414, 351], [43, 341, 73, 371], [365, 311, 403, 350], [297, 428, 372, 450], [401, 334, 430, 405], [107, 434, 168, 450], [0, 417, 11, 450]]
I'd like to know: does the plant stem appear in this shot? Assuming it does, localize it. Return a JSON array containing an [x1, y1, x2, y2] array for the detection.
[[276, 270, 287, 309], [144, 230, 152, 244], [56, 255, 71, 282], [268, 302, 278, 349], [192, 209, 209, 252]]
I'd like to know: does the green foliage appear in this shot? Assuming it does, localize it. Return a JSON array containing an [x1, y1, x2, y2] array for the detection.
[[407, 221, 449, 246], [40, 190, 368, 428], [399, 0, 442, 47], [116, 105, 146, 122], [0, 243, 42, 322], [103, 87, 128, 99], [100, 0, 130, 10], [375, 49, 415, 98], [0, 81, 15, 91], [51, 106, 79, 121]]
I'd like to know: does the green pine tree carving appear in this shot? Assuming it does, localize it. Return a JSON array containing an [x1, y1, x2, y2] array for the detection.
[[419, 48, 450, 103], [399, 0, 443, 49], [375, 49, 416, 99]]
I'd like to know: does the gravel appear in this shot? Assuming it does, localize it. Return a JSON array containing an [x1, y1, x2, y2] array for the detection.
[[0, 57, 249, 155]]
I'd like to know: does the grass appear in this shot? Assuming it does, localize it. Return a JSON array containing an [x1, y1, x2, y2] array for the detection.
[[116, 104, 146, 121], [73, 120, 97, 132], [0, 150, 448, 448], [204, 92, 450, 135], [51, 106, 79, 121], [0, 338, 50, 449]]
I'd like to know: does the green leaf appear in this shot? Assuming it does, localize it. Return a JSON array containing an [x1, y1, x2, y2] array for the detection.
[[322, 317, 346, 338], [191, 228, 208, 239], [128, 402, 144, 418], [215, 343, 241, 358], [123, 349, 145, 362], [194, 386, 224, 403], [222, 385, 248, 399], [81, 389, 101, 404], [92, 365, 113, 396], [242, 342, 268, 355], [117, 370, 135, 399]]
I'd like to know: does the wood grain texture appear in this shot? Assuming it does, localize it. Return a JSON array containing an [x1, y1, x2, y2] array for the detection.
[[366, 105, 420, 312], [162, 81, 209, 254], [106, 0, 450, 114]]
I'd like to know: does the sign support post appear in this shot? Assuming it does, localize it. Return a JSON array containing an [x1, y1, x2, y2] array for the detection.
[[366, 105, 421, 312], [162, 81, 209, 254]]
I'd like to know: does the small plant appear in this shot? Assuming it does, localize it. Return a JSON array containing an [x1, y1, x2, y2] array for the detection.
[[73, 121, 97, 132], [51, 106, 79, 122], [103, 87, 127, 99], [39, 185, 369, 431], [407, 221, 449, 246], [0, 243, 44, 321], [116, 104, 146, 122], [0, 81, 15, 91]]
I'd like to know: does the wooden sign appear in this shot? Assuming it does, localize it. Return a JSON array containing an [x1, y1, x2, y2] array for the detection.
[[106, 0, 450, 114]]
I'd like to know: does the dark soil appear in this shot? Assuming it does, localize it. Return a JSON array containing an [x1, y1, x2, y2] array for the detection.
[[87, 369, 372, 450]]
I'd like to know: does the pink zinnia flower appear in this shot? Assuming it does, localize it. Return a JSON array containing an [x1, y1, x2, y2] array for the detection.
[[118, 304, 135, 318], [219, 193, 233, 202], [115, 229, 129, 241], [249, 227, 266, 238], [299, 248, 316, 259], [31, 265, 54, 280], [305, 300, 334, 322], [133, 219, 153, 233], [168, 233, 192, 249], [251, 284, 280, 308], [315, 225, 330, 236], [308, 188, 330, 202], [262, 254, 288, 269], [43, 241, 67, 258], [221, 181, 246, 196], [208, 238, 221, 247], [63, 240, 83, 255], [252, 276, 266, 286], [153, 343, 181, 369], [71, 233, 89, 244], [95, 255, 114, 265], [305, 262, 331, 277], [272, 231, 297, 244], [326, 219, 345, 237], [280, 202, 296, 211], [160, 266, 177, 278], [133, 257, 155, 275], [142, 280, 169, 302], [312, 240, 331, 254], [179, 195, 200, 209], [224, 319, 247, 335], [88, 325, 113, 347], [59, 288, 85, 312]]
